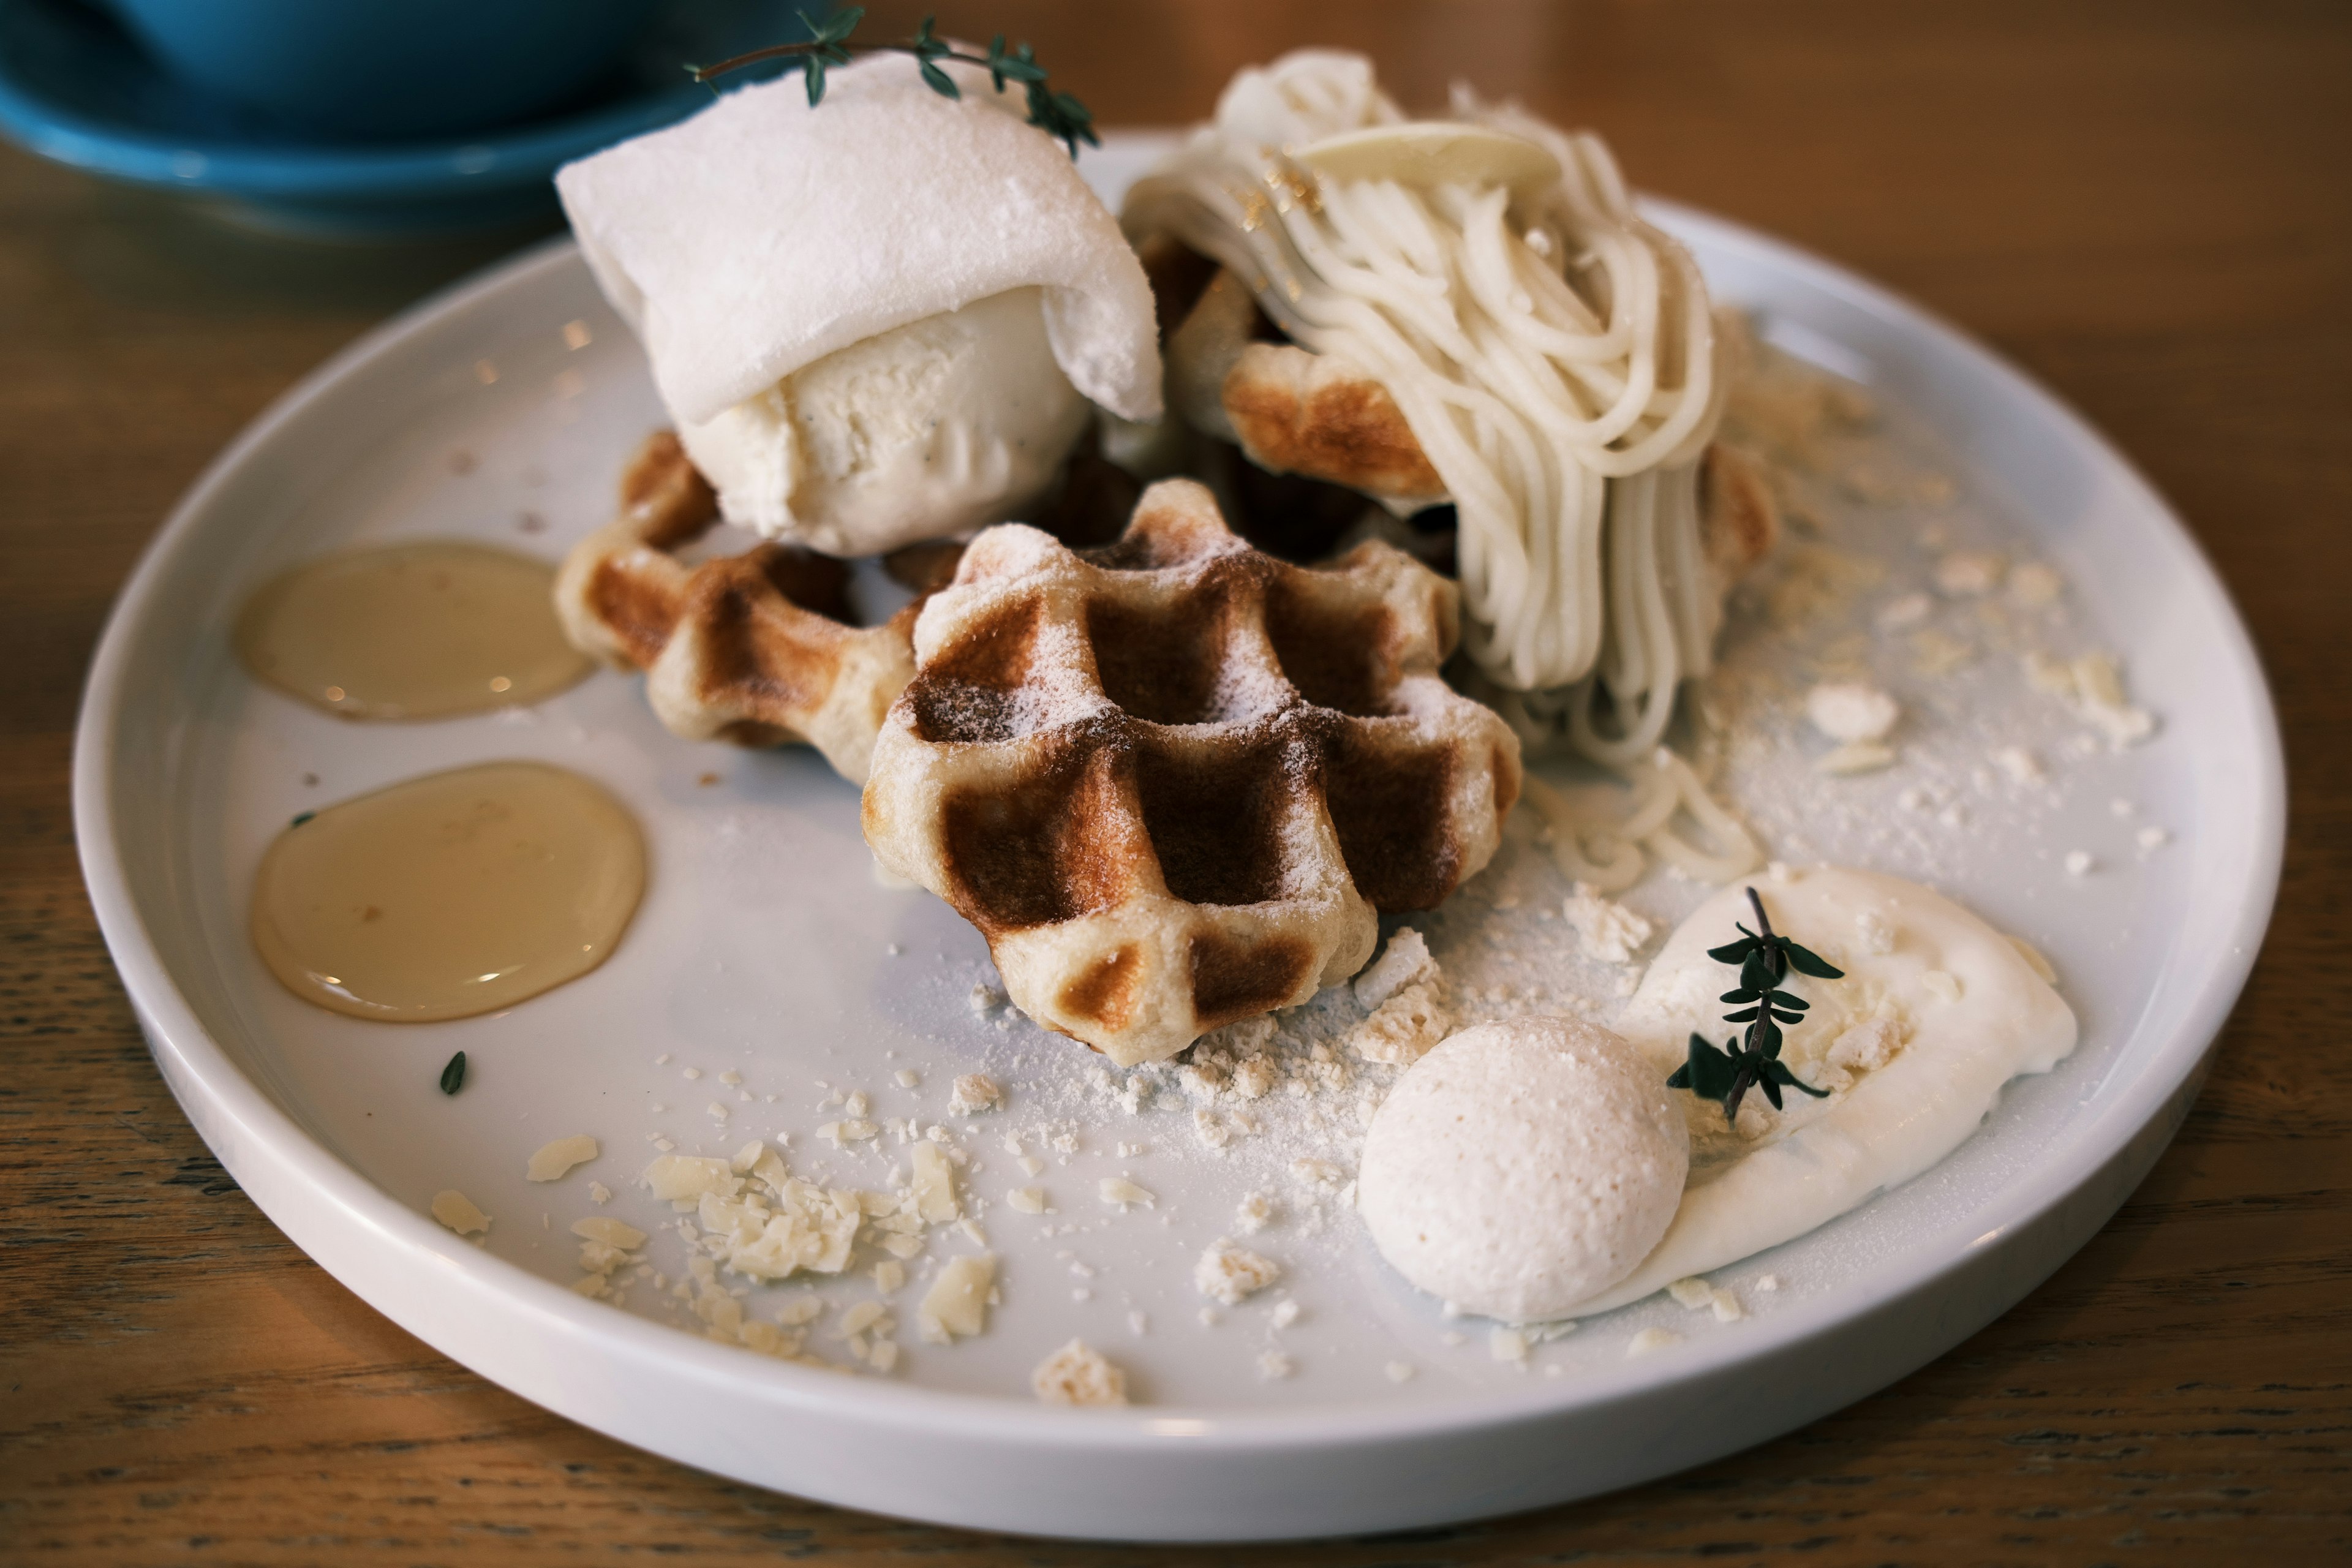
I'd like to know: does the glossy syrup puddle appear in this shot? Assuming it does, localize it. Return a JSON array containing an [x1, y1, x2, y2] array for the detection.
[[252, 761, 645, 1022], [235, 540, 592, 720]]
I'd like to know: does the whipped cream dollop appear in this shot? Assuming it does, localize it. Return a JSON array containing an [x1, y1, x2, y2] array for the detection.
[[1357, 1017, 1688, 1322]]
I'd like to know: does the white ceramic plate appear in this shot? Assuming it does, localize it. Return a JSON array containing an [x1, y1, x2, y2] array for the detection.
[[75, 134, 2282, 1540]]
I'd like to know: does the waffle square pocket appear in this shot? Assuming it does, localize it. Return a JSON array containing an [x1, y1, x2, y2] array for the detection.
[[554, 433, 932, 783]]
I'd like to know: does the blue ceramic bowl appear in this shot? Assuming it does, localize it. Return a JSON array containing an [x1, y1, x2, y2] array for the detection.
[[97, 0, 666, 141], [0, 0, 809, 235]]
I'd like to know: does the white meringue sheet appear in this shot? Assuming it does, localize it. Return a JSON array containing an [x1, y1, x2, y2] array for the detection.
[[556, 55, 1163, 428]]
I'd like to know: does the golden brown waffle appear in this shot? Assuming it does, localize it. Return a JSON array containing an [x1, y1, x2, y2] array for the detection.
[[862, 478, 1523, 1065], [554, 433, 938, 783], [1156, 262, 1779, 582]]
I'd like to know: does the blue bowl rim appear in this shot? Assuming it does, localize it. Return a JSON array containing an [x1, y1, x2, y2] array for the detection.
[[0, 27, 709, 198]]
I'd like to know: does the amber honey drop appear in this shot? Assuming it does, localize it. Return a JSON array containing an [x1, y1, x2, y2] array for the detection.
[[235, 541, 590, 720], [252, 762, 645, 1022]]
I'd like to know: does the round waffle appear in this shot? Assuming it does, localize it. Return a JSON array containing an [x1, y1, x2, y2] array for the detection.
[[1158, 263, 1777, 594], [863, 478, 1523, 1065], [554, 433, 937, 783]]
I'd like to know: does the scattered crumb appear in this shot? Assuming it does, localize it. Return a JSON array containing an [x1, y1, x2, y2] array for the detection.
[[1815, 741, 1896, 775], [2027, 650, 2157, 747], [1490, 1326, 1528, 1362], [1033, 1339, 1128, 1406], [2064, 850, 2095, 877], [1806, 681, 1900, 742], [1346, 983, 1450, 1066], [1353, 928, 1438, 1009], [526, 1134, 599, 1183], [949, 1074, 1001, 1116], [1563, 883, 1653, 964], [1667, 1278, 1714, 1311], [1626, 1327, 1682, 1358], [1099, 1176, 1155, 1210], [1194, 1240, 1281, 1305], [910, 1141, 960, 1223], [1230, 1056, 1277, 1100], [1270, 1298, 1302, 1330], [1256, 1351, 1295, 1381], [1008, 1187, 1047, 1214], [1855, 909, 1896, 956], [1991, 747, 2045, 786], [1235, 1191, 1276, 1234], [430, 1190, 490, 1236], [894, 1068, 920, 1088], [918, 1254, 997, 1343], [1828, 1017, 1904, 1075], [1289, 1156, 1344, 1193], [1756, 1275, 1780, 1292]]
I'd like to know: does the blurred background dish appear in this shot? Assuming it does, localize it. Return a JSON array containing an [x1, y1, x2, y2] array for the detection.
[[97, 0, 669, 140], [0, 0, 807, 235]]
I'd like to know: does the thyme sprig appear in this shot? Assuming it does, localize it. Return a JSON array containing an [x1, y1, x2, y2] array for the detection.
[[688, 8, 1098, 157], [1667, 887, 1841, 1126]]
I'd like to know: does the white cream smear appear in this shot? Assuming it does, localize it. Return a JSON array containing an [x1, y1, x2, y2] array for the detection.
[[1564, 865, 2078, 1316]]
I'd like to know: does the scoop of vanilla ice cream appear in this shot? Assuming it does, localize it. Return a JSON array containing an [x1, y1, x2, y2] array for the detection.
[[679, 287, 1091, 554], [1357, 1017, 1687, 1322]]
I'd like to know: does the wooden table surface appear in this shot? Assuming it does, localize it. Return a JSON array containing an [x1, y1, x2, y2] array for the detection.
[[5, 1, 2348, 1561]]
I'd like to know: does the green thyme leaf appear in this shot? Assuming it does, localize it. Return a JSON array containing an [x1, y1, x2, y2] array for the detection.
[[1665, 887, 1833, 1125], [1671, 1033, 1741, 1103], [687, 15, 1090, 157], [439, 1051, 466, 1095], [1783, 941, 1844, 979], [1763, 1059, 1831, 1098], [812, 4, 864, 45]]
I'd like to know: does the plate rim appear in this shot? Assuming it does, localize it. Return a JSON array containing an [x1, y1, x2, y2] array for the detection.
[[70, 176, 2286, 1512]]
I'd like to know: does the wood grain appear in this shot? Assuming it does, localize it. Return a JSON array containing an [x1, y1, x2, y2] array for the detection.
[[5, 1, 2350, 1560]]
